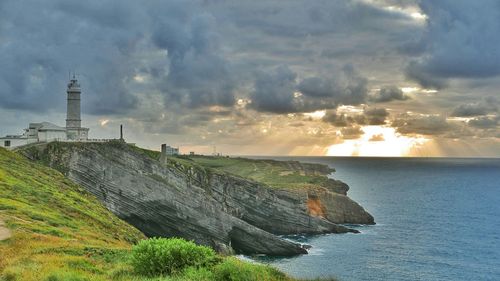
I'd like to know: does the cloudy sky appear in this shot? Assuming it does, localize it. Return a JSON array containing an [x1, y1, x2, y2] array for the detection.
[[0, 0, 499, 156]]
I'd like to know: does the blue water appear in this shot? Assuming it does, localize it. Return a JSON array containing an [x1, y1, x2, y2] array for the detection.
[[256, 157, 500, 281]]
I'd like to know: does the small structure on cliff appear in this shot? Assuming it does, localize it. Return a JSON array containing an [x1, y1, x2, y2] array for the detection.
[[162, 144, 179, 156], [159, 144, 179, 164], [0, 76, 90, 149], [119, 124, 125, 142]]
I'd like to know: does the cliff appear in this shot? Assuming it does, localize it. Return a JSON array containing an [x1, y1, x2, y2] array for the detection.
[[19, 142, 373, 256], [0, 147, 322, 281], [177, 155, 373, 225]]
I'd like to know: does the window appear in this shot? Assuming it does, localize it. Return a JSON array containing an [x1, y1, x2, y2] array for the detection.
[[4, 140, 11, 147]]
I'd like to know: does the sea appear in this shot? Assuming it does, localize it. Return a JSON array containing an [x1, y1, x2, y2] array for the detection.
[[251, 157, 500, 281]]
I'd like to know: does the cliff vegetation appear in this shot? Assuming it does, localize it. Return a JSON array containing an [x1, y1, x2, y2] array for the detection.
[[129, 145, 346, 192], [173, 155, 333, 189]]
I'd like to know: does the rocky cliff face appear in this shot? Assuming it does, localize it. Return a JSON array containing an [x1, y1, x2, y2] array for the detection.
[[19, 142, 373, 256]]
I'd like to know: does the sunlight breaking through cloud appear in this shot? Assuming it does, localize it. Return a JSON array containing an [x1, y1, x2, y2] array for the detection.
[[327, 126, 429, 157]]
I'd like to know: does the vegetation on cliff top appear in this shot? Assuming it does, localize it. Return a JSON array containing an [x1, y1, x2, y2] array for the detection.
[[0, 146, 337, 280], [126, 144, 334, 189], [177, 155, 333, 189]]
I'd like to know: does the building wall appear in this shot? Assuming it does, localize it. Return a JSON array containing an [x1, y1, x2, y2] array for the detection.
[[38, 130, 67, 142], [0, 138, 28, 149], [164, 147, 179, 155], [66, 128, 89, 141]]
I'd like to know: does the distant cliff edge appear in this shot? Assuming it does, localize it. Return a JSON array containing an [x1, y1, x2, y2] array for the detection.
[[18, 141, 374, 256]]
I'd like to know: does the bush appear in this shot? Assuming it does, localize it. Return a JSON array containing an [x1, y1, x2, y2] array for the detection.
[[130, 238, 217, 277], [212, 258, 289, 281]]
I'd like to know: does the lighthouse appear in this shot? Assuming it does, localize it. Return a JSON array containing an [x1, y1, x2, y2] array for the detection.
[[65, 75, 89, 140], [0, 75, 91, 148]]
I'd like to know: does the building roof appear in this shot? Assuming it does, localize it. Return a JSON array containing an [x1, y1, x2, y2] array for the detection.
[[0, 135, 26, 140], [31, 122, 66, 131]]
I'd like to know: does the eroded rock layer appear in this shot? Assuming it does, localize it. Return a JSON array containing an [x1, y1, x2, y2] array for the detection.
[[20, 142, 373, 256]]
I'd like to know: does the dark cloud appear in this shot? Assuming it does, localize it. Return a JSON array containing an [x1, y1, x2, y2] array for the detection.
[[0, 0, 236, 116], [451, 97, 498, 117], [209, 0, 419, 38], [297, 65, 368, 105], [151, 4, 237, 109], [362, 107, 390, 125], [297, 77, 335, 98], [249, 66, 298, 113], [468, 116, 499, 129], [250, 65, 369, 114], [405, 61, 448, 89], [322, 111, 350, 127], [0, 0, 143, 114], [406, 0, 500, 88], [0, 0, 498, 153], [322, 107, 389, 127], [0, 1, 413, 118], [392, 114, 452, 135], [451, 103, 496, 117], [140, 105, 239, 135], [369, 86, 409, 103], [341, 126, 364, 139]]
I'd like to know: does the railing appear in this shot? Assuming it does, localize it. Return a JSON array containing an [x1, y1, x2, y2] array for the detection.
[[61, 139, 117, 143]]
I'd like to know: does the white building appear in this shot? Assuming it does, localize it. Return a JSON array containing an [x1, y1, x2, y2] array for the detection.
[[0, 135, 28, 148], [0, 122, 67, 148], [161, 144, 179, 155], [0, 76, 89, 149], [28, 122, 67, 143]]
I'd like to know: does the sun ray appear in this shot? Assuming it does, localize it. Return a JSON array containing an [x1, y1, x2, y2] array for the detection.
[[327, 126, 429, 157]]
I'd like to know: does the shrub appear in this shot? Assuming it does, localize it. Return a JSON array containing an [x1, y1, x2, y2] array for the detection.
[[130, 238, 217, 277], [212, 258, 289, 281]]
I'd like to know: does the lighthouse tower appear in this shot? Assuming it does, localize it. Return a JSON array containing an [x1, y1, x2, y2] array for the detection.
[[65, 75, 89, 140]]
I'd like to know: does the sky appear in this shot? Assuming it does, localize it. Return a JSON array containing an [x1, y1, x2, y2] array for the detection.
[[0, 0, 499, 157]]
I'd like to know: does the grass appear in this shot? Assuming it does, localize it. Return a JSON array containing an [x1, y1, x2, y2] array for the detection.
[[167, 155, 332, 189], [0, 147, 339, 281], [0, 147, 144, 280], [128, 145, 161, 161]]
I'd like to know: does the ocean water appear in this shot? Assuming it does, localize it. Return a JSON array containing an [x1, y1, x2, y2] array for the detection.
[[255, 157, 500, 281]]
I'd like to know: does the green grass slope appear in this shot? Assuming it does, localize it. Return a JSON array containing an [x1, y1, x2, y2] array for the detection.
[[0, 147, 145, 280], [179, 156, 331, 189]]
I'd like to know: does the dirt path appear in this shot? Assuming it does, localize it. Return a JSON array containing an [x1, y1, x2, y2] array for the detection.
[[0, 219, 12, 241]]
